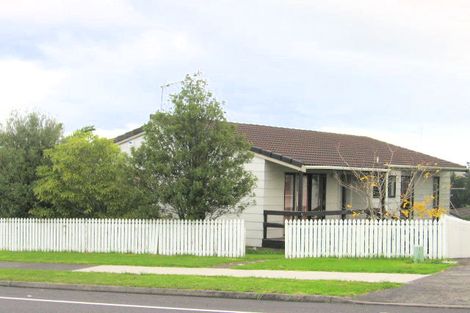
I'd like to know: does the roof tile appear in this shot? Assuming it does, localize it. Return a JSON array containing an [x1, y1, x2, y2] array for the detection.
[[235, 123, 465, 169]]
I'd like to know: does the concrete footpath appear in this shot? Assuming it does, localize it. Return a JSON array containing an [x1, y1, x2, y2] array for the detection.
[[74, 265, 426, 283], [0, 261, 426, 283]]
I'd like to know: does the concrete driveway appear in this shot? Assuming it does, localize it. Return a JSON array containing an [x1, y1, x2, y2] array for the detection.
[[356, 259, 470, 306]]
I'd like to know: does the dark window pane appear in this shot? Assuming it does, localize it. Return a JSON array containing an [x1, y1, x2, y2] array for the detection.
[[302, 175, 308, 211], [311, 175, 320, 210], [284, 174, 295, 211], [373, 175, 384, 198], [400, 176, 414, 219], [388, 176, 396, 198], [373, 186, 380, 198], [433, 177, 440, 208]]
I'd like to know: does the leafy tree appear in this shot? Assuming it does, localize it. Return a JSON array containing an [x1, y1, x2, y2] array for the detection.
[[132, 74, 256, 219], [34, 129, 153, 218], [451, 172, 470, 209], [0, 112, 63, 217]]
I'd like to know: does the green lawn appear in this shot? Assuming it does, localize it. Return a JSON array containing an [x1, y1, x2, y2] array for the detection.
[[235, 257, 450, 274], [0, 269, 400, 297], [0, 251, 239, 268], [0, 250, 451, 274]]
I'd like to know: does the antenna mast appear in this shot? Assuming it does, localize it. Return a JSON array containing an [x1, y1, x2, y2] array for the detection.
[[160, 80, 183, 111]]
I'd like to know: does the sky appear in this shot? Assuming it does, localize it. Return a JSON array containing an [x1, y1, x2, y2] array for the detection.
[[0, 0, 469, 165]]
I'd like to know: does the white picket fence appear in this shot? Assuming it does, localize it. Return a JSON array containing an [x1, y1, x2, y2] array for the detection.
[[0, 218, 245, 257], [285, 218, 445, 259]]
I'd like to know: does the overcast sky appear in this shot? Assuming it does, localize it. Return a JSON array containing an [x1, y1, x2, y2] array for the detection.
[[0, 0, 469, 165]]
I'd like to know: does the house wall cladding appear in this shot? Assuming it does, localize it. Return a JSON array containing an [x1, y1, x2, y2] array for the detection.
[[261, 161, 287, 240], [0, 218, 245, 257], [237, 156, 266, 247], [118, 135, 145, 154]]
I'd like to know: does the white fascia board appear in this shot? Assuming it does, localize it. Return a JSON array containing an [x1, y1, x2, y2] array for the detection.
[[387, 164, 468, 172], [115, 132, 144, 145], [303, 165, 389, 172], [253, 153, 306, 172]]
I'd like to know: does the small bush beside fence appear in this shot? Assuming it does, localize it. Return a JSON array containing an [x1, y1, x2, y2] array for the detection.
[[0, 218, 245, 257], [285, 218, 445, 259]]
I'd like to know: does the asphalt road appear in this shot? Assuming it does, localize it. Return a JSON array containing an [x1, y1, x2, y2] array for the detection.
[[0, 286, 468, 313]]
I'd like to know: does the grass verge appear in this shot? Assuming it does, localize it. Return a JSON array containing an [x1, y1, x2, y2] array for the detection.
[[0, 269, 400, 297], [0, 251, 238, 268], [0, 250, 451, 274], [234, 257, 451, 274]]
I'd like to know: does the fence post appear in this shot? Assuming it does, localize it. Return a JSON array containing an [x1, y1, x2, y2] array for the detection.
[[284, 219, 289, 258]]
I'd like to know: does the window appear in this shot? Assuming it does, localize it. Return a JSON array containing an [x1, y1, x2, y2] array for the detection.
[[301, 174, 308, 211], [433, 177, 440, 208], [388, 176, 397, 198], [373, 185, 380, 198], [400, 175, 413, 210], [284, 174, 295, 211], [372, 176, 384, 198], [284, 173, 326, 212]]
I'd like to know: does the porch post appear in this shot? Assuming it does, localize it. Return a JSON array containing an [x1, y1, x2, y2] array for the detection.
[[341, 186, 347, 220], [384, 171, 389, 214]]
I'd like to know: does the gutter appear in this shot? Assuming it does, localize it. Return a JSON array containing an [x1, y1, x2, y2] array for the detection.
[[114, 133, 143, 145], [386, 164, 468, 172], [113, 127, 144, 144], [303, 166, 389, 172]]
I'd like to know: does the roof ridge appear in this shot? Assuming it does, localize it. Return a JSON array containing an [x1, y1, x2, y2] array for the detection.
[[233, 122, 372, 140], [115, 121, 375, 143]]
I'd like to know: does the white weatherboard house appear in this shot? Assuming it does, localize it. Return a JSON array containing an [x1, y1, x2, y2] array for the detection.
[[115, 123, 468, 248]]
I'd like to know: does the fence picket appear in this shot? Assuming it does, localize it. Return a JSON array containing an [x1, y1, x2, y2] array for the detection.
[[285, 218, 445, 259]]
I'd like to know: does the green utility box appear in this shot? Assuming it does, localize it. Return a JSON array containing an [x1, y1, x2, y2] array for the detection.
[[413, 245, 425, 263]]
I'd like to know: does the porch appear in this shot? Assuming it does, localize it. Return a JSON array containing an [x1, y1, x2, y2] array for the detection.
[[260, 169, 389, 249], [241, 155, 450, 248], [262, 209, 359, 249]]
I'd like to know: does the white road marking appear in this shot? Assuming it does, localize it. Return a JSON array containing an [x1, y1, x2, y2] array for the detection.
[[0, 296, 261, 313]]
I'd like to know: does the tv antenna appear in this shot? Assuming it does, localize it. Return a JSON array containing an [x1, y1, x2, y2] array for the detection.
[[160, 80, 183, 111]]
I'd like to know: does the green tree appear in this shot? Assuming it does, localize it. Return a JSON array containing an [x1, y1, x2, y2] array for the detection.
[[133, 74, 256, 219], [0, 112, 63, 217], [34, 129, 153, 218]]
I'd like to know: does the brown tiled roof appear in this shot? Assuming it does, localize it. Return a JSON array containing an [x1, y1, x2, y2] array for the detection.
[[115, 123, 466, 170], [236, 123, 465, 169]]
